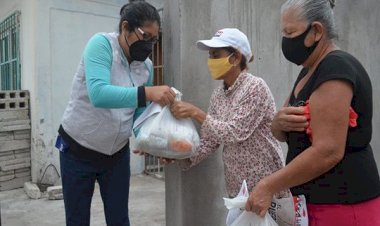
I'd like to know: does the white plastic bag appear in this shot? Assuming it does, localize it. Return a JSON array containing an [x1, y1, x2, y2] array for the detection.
[[231, 211, 279, 226], [224, 180, 249, 226], [268, 196, 295, 226], [293, 195, 308, 226], [134, 88, 200, 159], [223, 180, 278, 226]]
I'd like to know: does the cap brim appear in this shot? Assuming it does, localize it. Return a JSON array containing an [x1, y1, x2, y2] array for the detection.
[[196, 39, 230, 50]]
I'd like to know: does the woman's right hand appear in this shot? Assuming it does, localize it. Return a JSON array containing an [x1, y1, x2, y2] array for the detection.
[[170, 101, 197, 119], [145, 86, 176, 106], [272, 106, 308, 133], [170, 101, 207, 124]]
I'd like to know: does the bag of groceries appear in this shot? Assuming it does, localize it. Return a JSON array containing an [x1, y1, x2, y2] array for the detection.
[[223, 180, 279, 226], [223, 180, 295, 226], [134, 88, 200, 159]]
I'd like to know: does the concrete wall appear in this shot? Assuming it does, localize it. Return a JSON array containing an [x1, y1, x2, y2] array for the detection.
[[35, 0, 128, 184], [0, 0, 163, 184], [164, 0, 380, 225], [1, 0, 42, 183]]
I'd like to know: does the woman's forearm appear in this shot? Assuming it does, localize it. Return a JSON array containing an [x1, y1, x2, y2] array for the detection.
[[262, 145, 343, 195]]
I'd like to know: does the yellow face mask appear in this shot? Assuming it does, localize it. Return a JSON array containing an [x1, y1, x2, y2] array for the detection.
[[207, 53, 234, 80]]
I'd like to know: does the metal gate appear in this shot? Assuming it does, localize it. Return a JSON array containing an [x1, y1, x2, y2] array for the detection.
[[144, 154, 164, 179], [0, 11, 21, 91]]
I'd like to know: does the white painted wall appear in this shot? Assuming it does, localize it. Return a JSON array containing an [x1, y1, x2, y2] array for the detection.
[[1, 0, 40, 182], [0, 0, 163, 184]]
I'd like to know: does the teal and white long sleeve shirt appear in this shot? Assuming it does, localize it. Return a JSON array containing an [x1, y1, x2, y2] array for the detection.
[[61, 32, 153, 155]]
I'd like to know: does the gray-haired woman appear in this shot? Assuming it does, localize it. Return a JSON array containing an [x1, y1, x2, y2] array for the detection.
[[246, 0, 380, 225]]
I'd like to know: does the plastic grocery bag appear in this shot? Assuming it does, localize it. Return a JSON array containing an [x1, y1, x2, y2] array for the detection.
[[134, 88, 200, 159], [293, 195, 308, 226], [224, 180, 249, 226], [231, 211, 279, 226], [268, 196, 295, 226], [223, 180, 278, 226]]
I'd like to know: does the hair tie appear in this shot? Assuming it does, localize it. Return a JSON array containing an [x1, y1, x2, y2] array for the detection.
[[328, 0, 336, 9]]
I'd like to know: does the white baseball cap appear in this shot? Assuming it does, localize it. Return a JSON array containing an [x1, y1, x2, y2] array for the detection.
[[196, 28, 253, 62]]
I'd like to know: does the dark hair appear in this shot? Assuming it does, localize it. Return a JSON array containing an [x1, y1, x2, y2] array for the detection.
[[119, 0, 161, 33], [225, 47, 247, 70]]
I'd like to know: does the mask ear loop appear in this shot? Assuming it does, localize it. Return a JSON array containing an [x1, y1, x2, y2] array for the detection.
[[308, 23, 321, 47], [124, 34, 131, 48], [122, 21, 132, 47], [312, 24, 323, 44], [230, 51, 240, 77], [233, 52, 241, 74], [229, 52, 238, 67]]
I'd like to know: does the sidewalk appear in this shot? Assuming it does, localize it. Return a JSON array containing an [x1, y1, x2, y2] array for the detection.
[[0, 174, 165, 226]]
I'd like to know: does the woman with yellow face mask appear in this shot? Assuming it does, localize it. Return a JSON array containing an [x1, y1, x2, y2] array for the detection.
[[170, 28, 290, 221]]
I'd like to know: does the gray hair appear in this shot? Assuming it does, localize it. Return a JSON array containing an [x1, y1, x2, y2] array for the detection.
[[281, 0, 338, 39]]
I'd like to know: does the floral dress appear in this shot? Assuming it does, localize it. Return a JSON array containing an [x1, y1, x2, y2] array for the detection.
[[186, 71, 286, 197]]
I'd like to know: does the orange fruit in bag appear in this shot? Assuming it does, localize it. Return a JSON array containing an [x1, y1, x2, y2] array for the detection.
[[169, 140, 193, 152]]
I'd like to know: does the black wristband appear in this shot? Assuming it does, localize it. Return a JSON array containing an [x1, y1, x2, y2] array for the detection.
[[137, 86, 147, 108]]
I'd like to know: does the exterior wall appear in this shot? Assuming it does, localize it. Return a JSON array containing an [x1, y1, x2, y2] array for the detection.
[[1, 0, 41, 183], [35, 0, 125, 184], [0, 0, 163, 184], [164, 0, 380, 225]]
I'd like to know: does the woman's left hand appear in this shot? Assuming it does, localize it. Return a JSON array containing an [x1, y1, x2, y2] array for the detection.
[[170, 101, 197, 119], [245, 180, 275, 217]]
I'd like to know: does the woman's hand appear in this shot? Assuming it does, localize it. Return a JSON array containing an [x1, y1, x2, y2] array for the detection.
[[145, 86, 176, 106], [132, 150, 148, 156], [171, 101, 207, 124], [159, 157, 176, 164], [170, 101, 197, 119], [272, 106, 308, 133], [245, 180, 275, 217]]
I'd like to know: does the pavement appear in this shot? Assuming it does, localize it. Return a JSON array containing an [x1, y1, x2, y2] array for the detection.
[[0, 174, 165, 226]]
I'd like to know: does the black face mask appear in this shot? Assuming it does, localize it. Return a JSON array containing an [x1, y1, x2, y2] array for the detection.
[[125, 31, 153, 62], [281, 24, 319, 65]]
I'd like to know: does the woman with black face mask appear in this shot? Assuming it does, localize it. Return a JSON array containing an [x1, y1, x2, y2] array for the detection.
[[55, 1, 175, 225], [245, 0, 380, 225]]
